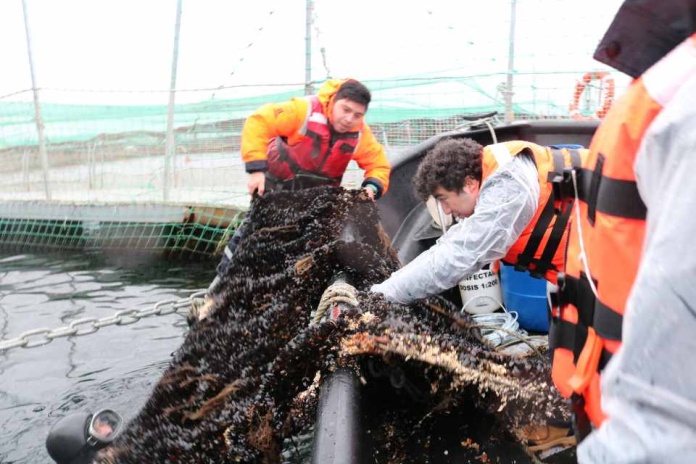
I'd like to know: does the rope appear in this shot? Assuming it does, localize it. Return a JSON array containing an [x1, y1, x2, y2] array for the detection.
[[571, 169, 599, 298], [465, 296, 525, 347], [463, 295, 545, 358], [310, 281, 358, 325]]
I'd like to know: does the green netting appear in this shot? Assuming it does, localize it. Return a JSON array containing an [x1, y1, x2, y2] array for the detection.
[[0, 73, 618, 253], [0, 0, 627, 254], [0, 202, 245, 257], [0, 74, 618, 149]]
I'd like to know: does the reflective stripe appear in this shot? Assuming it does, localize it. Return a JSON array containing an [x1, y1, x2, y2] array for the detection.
[[308, 112, 328, 124], [224, 246, 233, 259], [207, 275, 222, 293], [488, 143, 513, 167], [297, 96, 315, 135]]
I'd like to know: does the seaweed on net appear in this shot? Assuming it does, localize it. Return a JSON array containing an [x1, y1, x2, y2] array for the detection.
[[95, 186, 568, 464]]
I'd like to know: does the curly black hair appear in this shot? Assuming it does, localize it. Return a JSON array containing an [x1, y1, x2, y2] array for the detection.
[[413, 137, 484, 201]]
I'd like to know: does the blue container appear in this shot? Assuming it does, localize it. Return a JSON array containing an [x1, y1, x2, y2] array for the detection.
[[500, 263, 549, 333]]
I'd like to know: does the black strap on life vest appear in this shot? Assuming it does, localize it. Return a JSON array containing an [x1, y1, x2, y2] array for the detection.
[[549, 271, 622, 370], [571, 394, 593, 444], [515, 148, 583, 278], [549, 316, 614, 371], [573, 152, 647, 225], [560, 272, 623, 342]]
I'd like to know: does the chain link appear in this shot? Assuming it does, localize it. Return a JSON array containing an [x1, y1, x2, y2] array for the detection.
[[0, 290, 207, 353]]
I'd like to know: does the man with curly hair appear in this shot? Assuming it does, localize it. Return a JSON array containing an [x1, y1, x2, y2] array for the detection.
[[371, 137, 586, 306]]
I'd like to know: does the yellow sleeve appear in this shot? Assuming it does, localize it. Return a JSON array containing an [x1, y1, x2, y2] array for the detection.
[[353, 123, 391, 196], [240, 98, 309, 172]]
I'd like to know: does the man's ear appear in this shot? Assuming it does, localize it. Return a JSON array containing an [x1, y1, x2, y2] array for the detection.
[[463, 176, 480, 193]]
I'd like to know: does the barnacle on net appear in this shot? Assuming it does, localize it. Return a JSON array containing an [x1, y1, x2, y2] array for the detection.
[[95, 186, 567, 464]]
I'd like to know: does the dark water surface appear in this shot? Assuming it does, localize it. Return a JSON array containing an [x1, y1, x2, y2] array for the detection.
[[0, 251, 216, 464]]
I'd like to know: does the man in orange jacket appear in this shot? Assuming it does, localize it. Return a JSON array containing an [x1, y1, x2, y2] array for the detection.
[[241, 78, 390, 198], [207, 78, 391, 297]]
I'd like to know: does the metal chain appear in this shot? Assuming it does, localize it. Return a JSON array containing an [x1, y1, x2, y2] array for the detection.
[[0, 290, 207, 353]]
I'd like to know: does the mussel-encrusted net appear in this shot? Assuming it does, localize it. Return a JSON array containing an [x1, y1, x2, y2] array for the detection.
[[96, 186, 569, 464]]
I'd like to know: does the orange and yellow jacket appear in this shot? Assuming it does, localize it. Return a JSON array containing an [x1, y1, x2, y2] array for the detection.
[[241, 79, 391, 197]]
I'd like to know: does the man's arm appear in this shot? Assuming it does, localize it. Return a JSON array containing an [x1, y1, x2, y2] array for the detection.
[[352, 123, 391, 198], [240, 99, 306, 174], [371, 155, 539, 304]]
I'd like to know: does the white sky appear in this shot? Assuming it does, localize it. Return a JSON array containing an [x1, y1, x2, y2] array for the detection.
[[0, 0, 626, 105]]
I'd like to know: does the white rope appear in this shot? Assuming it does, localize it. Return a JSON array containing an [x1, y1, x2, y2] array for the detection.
[[571, 169, 599, 298], [461, 296, 527, 347]]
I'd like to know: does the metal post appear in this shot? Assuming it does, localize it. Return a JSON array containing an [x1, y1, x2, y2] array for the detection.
[[21, 0, 51, 200], [88, 140, 96, 190], [304, 0, 313, 95], [504, 0, 517, 123], [163, 0, 183, 202], [22, 149, 29, 190]]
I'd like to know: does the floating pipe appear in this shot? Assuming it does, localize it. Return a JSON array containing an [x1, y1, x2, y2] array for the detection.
[[310, 367, 363, 464], [311, 220, 365, 462]]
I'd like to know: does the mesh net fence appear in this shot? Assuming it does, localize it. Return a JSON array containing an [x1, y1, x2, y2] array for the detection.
[[0, 0, 628, 255]]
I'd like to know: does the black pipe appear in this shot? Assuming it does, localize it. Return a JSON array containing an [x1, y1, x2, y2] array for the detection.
[[311, 226, 365, 464], [311, 367, 363, 464]]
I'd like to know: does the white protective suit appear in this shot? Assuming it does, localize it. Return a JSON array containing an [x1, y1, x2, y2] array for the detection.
[[577, 68, 696, 462], [371, 154, 539, 304]]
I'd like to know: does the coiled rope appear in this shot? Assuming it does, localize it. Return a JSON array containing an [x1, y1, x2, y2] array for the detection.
[[310, 281, 358, 325], [463, 295, 545, 358]]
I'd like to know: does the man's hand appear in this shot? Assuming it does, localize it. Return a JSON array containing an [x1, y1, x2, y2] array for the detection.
[[247, 172, 266, 195], [362, 184, 378, 201]]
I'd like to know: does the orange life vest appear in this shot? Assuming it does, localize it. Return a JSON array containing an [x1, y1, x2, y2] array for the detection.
[[481, 141, 587, 283], [550, 33, 696, 430], [266, 95, 360, 185]]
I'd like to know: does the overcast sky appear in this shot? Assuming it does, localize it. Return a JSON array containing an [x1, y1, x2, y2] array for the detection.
[[0, 0, 626, 105]]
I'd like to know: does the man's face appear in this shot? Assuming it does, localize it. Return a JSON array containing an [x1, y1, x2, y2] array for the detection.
[[433, 179, 480, 219], [331, 98, 366, 133]]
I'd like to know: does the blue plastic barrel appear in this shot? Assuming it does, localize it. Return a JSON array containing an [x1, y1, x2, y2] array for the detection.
[[499, 263, 549, 333]]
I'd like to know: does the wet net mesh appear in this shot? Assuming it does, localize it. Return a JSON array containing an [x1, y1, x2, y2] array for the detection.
[[95, 187, 568, 464]]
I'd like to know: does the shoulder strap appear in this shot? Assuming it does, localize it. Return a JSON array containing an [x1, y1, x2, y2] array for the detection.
[[516, 148, 583, 278]]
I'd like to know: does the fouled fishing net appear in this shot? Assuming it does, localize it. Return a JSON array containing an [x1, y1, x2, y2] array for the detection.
[[96, 186, 570, 464]]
